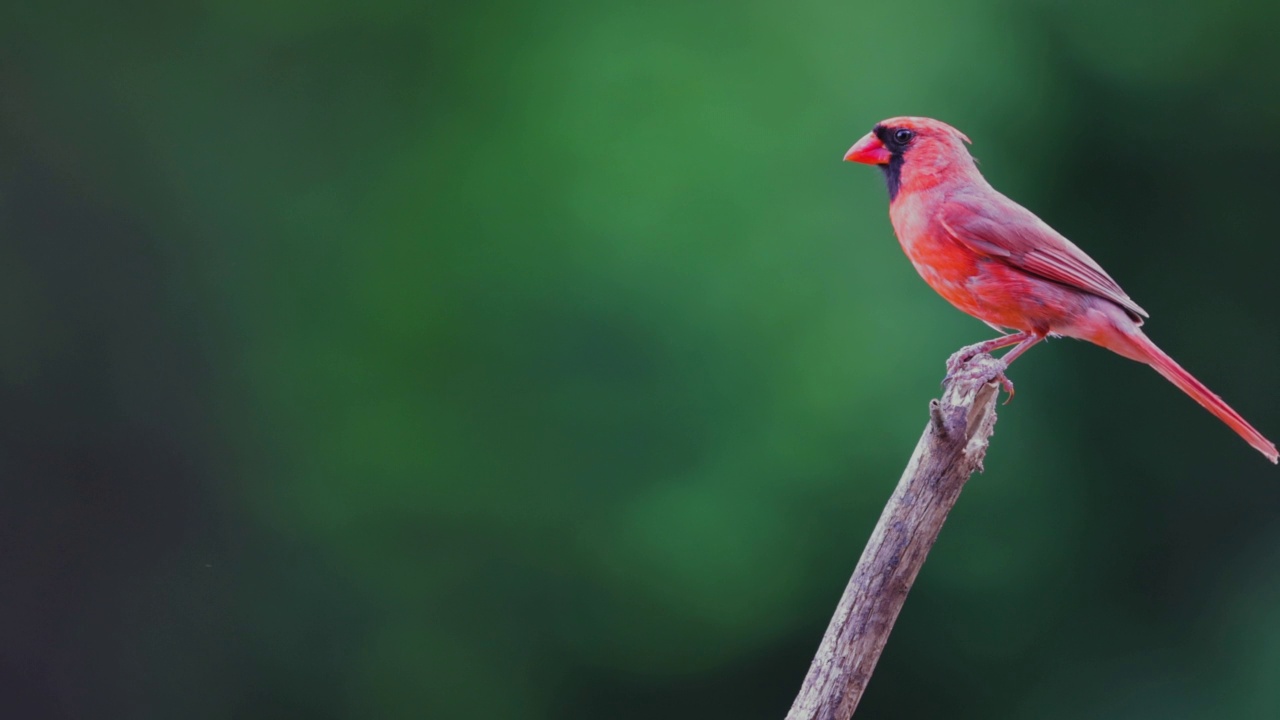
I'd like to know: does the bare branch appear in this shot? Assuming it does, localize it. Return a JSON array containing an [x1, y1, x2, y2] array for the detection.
[[785, 353, 1004, 720]]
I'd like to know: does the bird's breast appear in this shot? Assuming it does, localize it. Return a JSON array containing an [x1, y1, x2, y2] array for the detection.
[[888, 197, 1036, 330], [889, 196, 977, 291]]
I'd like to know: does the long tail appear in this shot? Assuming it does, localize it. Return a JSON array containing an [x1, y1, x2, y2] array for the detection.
[[1122, 330, 1278, 463]]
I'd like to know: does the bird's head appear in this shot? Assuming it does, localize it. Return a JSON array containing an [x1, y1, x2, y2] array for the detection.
[[844, 117, 976, 201]]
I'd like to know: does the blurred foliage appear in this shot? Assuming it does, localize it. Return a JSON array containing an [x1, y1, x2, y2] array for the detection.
[[1, 0, 1278, 718]]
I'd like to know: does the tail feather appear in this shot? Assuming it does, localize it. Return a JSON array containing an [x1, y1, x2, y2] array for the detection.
[[1128, 331, 1278, 463]]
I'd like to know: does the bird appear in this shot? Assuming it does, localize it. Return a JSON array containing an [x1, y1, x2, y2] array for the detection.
[[844, 116, 1277, 463]]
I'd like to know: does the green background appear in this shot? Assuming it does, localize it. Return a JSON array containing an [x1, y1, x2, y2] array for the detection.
[[2, 1, 1278, 718]]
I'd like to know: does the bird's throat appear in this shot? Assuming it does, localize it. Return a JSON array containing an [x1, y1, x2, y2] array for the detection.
[[880, 153, 904, 201]]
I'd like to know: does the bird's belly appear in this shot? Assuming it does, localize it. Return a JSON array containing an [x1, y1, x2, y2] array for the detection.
[[906, 246, 1076, 333], [911, 259, 1014, 325]]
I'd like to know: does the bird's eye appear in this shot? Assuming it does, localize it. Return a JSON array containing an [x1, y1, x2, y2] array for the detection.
[[893, 129, 915, 145]]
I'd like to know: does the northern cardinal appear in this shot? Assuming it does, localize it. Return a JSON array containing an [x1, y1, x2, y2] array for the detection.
[[845, 116, 1277, 463]]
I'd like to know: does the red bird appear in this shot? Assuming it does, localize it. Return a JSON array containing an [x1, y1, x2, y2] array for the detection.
[[845, 116, 1277, 463]]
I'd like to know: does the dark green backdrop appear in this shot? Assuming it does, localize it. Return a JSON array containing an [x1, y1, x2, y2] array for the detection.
[[2, 1, 1278, 718]]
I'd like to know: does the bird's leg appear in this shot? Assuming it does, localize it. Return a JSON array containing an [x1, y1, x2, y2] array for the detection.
[[990, 332, 1045, 403], [998, 332, 1043, 368], [944, 331, 1031, 379]]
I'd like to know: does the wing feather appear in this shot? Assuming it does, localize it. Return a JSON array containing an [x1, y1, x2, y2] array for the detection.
[[939, 194, 1148, 320]]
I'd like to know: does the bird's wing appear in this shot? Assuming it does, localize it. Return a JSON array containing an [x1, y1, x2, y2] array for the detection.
[[938, 193, 1149, 320]]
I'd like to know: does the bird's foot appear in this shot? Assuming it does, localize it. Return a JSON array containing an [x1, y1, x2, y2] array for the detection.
[[974, 357, 1016, 403], [994, 366, 1015, 404], [943, 352, 1016, 403], [944, 341, 992, 384]]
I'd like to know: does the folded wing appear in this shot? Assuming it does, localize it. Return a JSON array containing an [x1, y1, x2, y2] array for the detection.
[[939, 193, 1148, 321]]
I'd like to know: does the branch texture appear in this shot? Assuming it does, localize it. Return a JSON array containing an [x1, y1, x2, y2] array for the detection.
[[785, 353, 1004, 720]]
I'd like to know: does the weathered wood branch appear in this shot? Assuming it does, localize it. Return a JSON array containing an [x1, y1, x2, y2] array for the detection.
[[785, 353, 1005, 720]]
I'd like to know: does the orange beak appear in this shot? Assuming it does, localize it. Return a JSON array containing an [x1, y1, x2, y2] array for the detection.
[[844, 132, 892, 165]]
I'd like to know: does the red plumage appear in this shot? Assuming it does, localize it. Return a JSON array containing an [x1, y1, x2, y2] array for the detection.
[[846, 116, 1277, 463]]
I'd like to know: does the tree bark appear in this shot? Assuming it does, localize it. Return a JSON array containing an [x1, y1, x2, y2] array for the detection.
[[785, 353, 1005, 720]]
